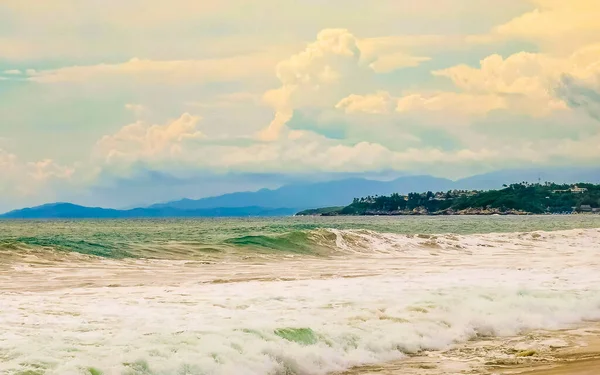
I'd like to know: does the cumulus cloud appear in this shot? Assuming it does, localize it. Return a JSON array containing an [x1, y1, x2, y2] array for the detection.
[[430, 52, 567, 116], [90, 110, 600, 179], [95, 113, 204, 164], [0, 148, 73, 200], [258, 28, 436, 140], [259, 29, 365, 141], [390, 44, 600, 118], [469, 0, 600, 54], [556, 75, 600, 120]]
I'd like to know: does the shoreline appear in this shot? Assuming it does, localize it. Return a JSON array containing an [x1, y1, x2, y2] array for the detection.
[[339, 323, 600, 375], [298, 212, 600, 217], [503, 341, 600, 375]]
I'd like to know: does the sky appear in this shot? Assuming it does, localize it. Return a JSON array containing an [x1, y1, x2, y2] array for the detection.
[[1, 0, 600, 210]]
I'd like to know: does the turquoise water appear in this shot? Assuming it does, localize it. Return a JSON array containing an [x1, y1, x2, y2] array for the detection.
[[1, 215, 599, 260]]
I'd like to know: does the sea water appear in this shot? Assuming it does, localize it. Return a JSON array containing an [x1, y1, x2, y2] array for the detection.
[[1, 216, 600, 374]]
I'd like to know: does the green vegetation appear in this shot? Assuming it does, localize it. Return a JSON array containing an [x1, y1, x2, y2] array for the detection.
[[297, 183, 600, 216], [295, 206, 345, 216]]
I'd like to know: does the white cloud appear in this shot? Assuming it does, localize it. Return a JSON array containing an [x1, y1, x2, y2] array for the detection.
[[367, 53, 430, 73], [0, 148, 73, 199], [259, 29, 433, 140], [91, 111, 600, 179], [336, 92, 395, 114], [396, 92, 507, 116], [259, 29, 365, 141], [0, 0, 526, 62], [124, 103, 146, 117], [186, 92, 262, 109], [26, 54, 281, 85], [469, 0, 600, 54], [430, 44, 600, 117], [3, 69, 21, 75], [94, 113, 204, 164], [357, 35, 459, 73]]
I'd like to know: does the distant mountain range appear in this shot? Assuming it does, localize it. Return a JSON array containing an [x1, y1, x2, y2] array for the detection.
[[147, 175, 455, 210], [0, 203, 297, 219], [2, 167, 599, 219]]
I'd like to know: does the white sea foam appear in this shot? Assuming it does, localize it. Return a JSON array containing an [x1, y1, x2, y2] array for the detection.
[[1, 228, 600, 374]]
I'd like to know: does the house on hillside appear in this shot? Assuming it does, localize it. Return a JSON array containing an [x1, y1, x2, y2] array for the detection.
[[579, 204, 593, 212], [552, 185, 589, 194], [571, 185, 588, 193], [434, 192, 447, 200]]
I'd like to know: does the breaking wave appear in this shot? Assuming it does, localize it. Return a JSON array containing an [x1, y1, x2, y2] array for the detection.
[[2, 226, 600, 262]]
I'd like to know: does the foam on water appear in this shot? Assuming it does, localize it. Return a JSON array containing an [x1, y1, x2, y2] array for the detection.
[[1, 227, 600, 374]]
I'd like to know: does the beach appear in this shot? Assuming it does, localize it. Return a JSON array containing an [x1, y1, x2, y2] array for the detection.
[[508, 334, 600, 375], [1, 216, 600, 374], [341, 323, 600, 374]]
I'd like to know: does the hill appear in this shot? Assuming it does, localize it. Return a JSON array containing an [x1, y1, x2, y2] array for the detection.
[[148, 176, 455, 210], [0, 203, 297, 219], [3, 168, 600, 218], [147, 168, 600, 212], [298, 183, 600, 216]]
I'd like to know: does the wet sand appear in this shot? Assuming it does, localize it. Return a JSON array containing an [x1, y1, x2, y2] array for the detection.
[[518, 359, 600, 375], [507, 334, 600, 375], [342, 323, 600, 375]]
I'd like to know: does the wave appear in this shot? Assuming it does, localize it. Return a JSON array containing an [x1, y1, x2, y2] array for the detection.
[[4, 273, 600, 374], [224, 227, 600, 258], [3, 224, 600, 374], [2, 227, 600, 262]]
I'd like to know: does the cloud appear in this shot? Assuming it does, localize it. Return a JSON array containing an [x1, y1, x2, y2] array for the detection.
[[259, 29, 432, 140], [4, 1, 600, 211], [186, 92, 262, 109], [95, 113, 204, 165], [556, 75, 600, 120], [336, 91, 395, 114], [259, 29, 365, 141], [92, 110, 600, 179], [0, 148, 73, 200], [357, 35, 459, 73], [367, 53, 430, 73], [469, 0, 600, 54], [124, 103, 148, 118], [432, 52, 567, 115], [336, 90, 506, 118], [0, 0, 525, 63], [396, 92, 506, 116], [26, 54, 281, 85], [439, 43, 600, 116]]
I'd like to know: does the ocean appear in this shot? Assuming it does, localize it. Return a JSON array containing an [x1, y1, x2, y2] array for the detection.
[[1, 215, 600, 375]]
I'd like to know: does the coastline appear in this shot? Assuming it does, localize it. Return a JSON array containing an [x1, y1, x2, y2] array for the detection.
[[339, 323, 600, 375], [504, 335, 600, 375]]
